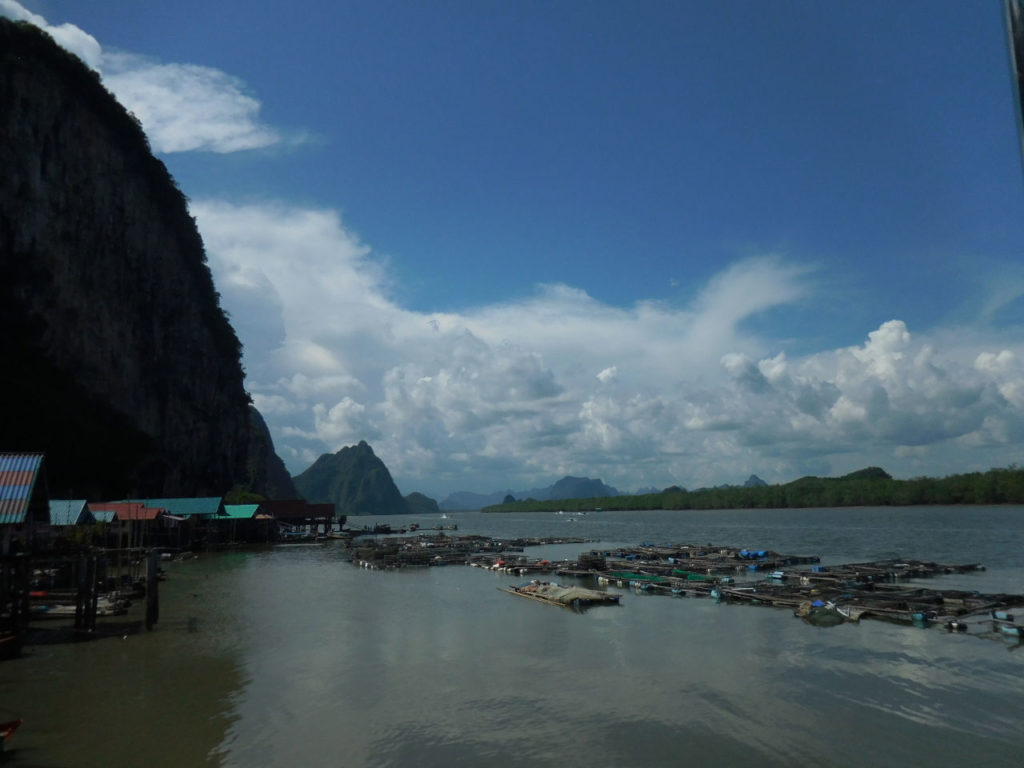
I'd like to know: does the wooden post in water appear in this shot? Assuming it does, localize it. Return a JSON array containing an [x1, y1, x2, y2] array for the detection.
[[74, 552, 86, 630], [86, 556, 99, 632], [145, 549, 159, 630], [74, 553, 98, 634]]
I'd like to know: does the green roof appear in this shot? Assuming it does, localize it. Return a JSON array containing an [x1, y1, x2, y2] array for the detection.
[[222, 504, 260, 519], [127, 497, 225, 517]]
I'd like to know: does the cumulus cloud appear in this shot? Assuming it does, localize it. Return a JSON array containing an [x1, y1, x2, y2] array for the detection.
[[192, 199, 837, 492], [0, 0, 102, 68], [0, 1, 282, 153], [189, 199, 1024, 496], [102, 54, 281, 153]]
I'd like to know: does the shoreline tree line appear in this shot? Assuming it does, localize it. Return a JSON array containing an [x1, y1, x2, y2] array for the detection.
[[481, 466, 1024, 512]]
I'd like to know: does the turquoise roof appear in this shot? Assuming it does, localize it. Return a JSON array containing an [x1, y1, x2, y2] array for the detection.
[[127, 497, 225, 517], [223, 504, 260, 519], [91, 510, 116, 523], [48, 499, 92, 526]]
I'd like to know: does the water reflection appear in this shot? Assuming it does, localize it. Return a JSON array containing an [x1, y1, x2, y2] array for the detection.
[[3, 508, 1023, 767]]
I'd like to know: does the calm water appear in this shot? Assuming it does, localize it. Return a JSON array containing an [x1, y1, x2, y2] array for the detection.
[[3, 507, 1023, 767]]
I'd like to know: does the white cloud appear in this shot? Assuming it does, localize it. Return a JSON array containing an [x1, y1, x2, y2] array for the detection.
[[192, 199, 835, 494], [102, 54, 281, 153], [0, 1, 281, 153], [0, 0, 101, 68], [187, 199, 1022, 496]]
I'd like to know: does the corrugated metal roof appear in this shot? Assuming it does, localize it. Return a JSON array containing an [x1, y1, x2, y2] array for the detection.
[[89, 502, 164, 521], [127, 497, 225, 517], [91, 509, 116, 524], [49, 499, 92, 526], [0, 453, 44, 524], [223, 504, 260, 519]]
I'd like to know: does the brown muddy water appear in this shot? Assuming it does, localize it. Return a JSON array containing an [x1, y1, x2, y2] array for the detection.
[[2, 507, 1023, 767]]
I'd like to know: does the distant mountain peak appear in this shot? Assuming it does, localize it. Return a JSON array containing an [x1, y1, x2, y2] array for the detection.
[[440, 475, 620, 509], [293, 441, 407, 515]]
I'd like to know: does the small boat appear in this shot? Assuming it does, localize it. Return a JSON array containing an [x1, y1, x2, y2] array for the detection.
[[912, 610, 937, 625], [795, 600, 846, 627], [998, 622, 1024, 638], [835, 604, 867, 622], [1, 718, 22, 752]]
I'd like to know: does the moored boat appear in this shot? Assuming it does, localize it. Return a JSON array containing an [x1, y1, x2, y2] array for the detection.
[[795, 600, 846, 627], [997, 622, 1023, 638]]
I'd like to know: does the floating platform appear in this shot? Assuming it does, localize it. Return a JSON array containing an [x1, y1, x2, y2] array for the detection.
[[343, 534, 1024, 640], [499, 581, 621, 610]]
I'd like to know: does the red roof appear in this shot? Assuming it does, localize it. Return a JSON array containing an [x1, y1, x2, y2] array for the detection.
[[89, 502, 165, 521]]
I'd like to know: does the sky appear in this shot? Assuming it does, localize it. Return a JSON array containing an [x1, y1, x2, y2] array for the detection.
[[5, 0, 1024, 499]]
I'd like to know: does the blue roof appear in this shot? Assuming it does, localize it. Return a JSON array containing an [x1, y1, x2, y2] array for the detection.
[[0, 453, 45, 524], [49, 499, 93, 526], [127, 497, 226, 517], [91, 509, 116, 524]]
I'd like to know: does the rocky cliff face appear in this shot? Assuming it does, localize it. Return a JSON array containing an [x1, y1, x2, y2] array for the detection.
[[293, 441, 408, 515], [0, 20, 257, 498], [244, 406, 299, 500]]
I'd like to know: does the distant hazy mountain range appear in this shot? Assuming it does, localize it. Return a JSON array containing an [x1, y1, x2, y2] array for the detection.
[[440, 476, 621, 510], [442, 474, 770, 510]]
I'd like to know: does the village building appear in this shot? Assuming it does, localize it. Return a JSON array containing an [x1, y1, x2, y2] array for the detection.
[[0, 453, 50, 555]]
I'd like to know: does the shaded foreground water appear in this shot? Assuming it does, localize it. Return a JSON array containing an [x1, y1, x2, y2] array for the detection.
[[2, 507, 1023, 767]]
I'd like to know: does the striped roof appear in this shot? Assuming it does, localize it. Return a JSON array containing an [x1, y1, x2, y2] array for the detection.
[[0, 453, 45, 524], [49, 499, 92, 526], [223, 504, 261, 520], [126, 497, 226, 518]]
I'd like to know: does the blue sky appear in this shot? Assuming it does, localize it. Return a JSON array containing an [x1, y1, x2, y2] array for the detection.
[[6, 0, 1024, 498]]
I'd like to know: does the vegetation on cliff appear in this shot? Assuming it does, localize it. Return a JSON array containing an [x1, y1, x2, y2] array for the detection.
[[293, 441, 408, 515], [405, 492, 441, 515], [482, 466, 1024, 512]]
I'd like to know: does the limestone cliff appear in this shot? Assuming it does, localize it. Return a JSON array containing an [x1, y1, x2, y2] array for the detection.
[[0, 19, 263, 498], [243, 406, 299, 500], [293, 441, 408, 515]]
